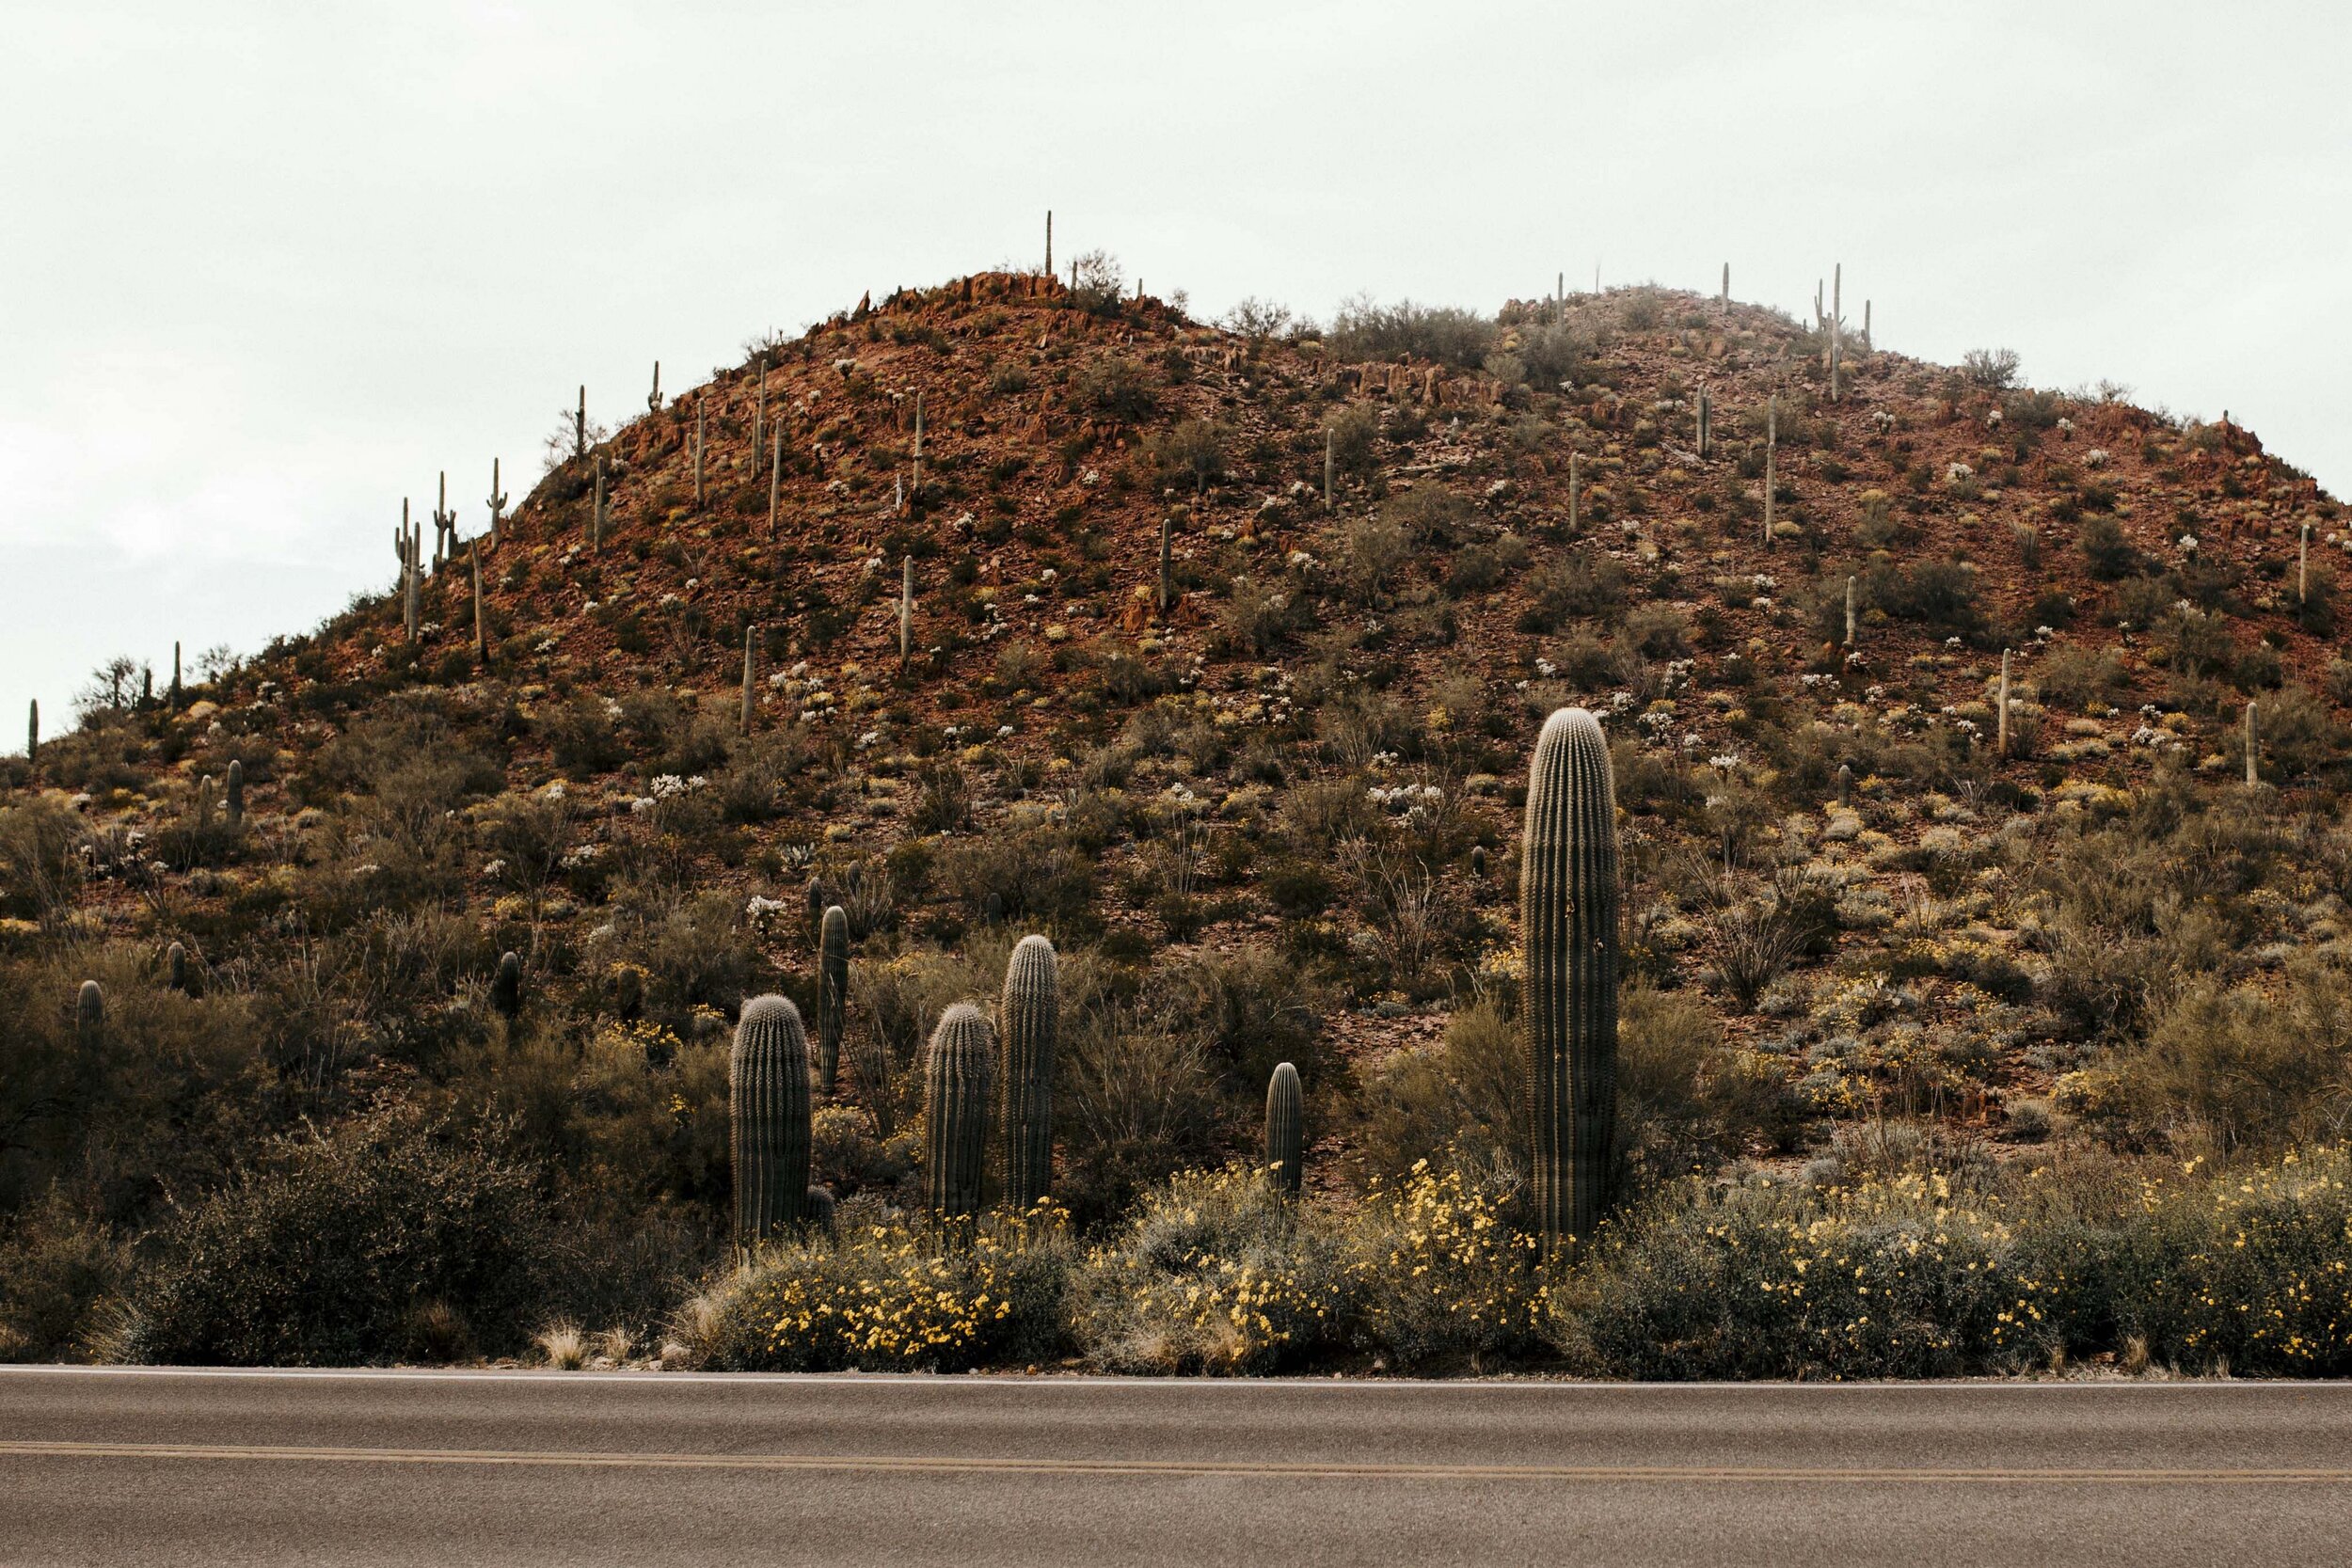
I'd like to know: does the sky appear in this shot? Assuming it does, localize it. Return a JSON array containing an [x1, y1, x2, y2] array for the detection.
[[6, 1, 2348, 745]]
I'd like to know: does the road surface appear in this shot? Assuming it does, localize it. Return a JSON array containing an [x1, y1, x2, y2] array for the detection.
[[2, 1367, 2348, 1566]]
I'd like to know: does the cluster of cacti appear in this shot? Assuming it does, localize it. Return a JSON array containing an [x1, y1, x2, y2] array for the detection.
[[485, 458, 508, 550], [998, 936, 1058, 1210], [923, 1003, 994, 1222], [76, 979, 103, 1051], [1521, 706, 1621, 1254], [1265, 1061, 1303, 1196], [492, 950, 523, 1019], [730, 995, 813, 1247], [817, 905, 849, 1094]]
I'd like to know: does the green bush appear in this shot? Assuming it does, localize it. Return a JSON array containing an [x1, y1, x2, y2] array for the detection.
[[115, 1112, 562, 1366]]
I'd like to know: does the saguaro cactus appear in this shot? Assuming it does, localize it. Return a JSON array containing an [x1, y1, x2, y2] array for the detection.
[[574, 385, 587, 459], [924, 1004, 994, 1222], [27, 698, 37, 766], [1997, 650, 2012, 758], [225, 759, 245, 826], [1521, 706, 1621, 1254], [167, 941, 192, 995], [817, 905, 849, 1094], [1695, 385, 1711, 457], [740, 625, 758, 737], [486, 458, 509, 550], [731, 995, 813, 1248], [492, 951, 523, 1019], [898, 555, 914, 667], [1044, 209, 1053, 276], [767, 430, 783, 540], [753, 362, 768, 479], [1763, 396, 1778, 547], [998, 935, 1058, 1209], [394, 499, 421, 641], [433, 471, 457, 568], [1265, 1061, 1303, 1196], [693, 397, 707, 507], [1844, 575, 1857, 648], [911, 391, 924, 500], [591, 456, 608, 553], [1158, 514, 1173, 614], [2300, 520, 2312, 604], [2246, 701, 2260, 787], [1323, 425, 1334, 511], [648, 361, 662, 414], [76, 980, 103, 1051], [1567, 451, 1581, 535], [1720, 261, 1729, 312], [472, 541, 489, 665]]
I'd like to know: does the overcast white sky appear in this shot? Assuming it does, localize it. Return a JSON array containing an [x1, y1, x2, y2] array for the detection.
[[6, 2, 2347, 743]]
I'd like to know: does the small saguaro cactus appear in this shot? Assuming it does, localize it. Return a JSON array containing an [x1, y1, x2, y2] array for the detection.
[[2246, 701, 2260, 787], [1323, 425, 1334, 511], [2300, 520, 2312, 604], [486, 457, 509, 550], [731, 995, 814, 1247], [1265, 1061, 1303, 1196], [27, 698, 37, 766], [693, 397, 707, 507], [591, 456, 608, 553], [433, 470, 457, 568], [767, 430, 784, 539], [471, 541, 489, 665], [195, 775, 215, 832], [1522, 706, 1621, 1255], [225, 758, 245, 826], [76, 979, 104, 1051], [170, 641, 182, 705], [167, 941, 190, 994], [394, 499, 421, 641], [1158, 513, 1173, 614], [898, 555, 914, 667], [817, 904, 850, 1094], [574, 385, 587, 459], [1044, 208, 1053, 276], [924, 1003, 995, 1223], [998, 935, 1059, 1210], [1695, 384, 1711, 457], [740, 625, 758, 737], [1844, 575, 1857, 648], [648, 360, 662, 414], [1762, 396, 1778, 547], [492, 950, 523, 1019], [1997, 650, 2012, 758], [911, 390, 923, 499], [753, 364, 769, 480], [1863, 299, 1873, 353], [1720, 261, 1729, 311], [1567, 451, 1581, 534]]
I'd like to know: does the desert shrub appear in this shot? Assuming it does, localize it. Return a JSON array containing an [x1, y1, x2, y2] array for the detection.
[[1325, 404, 1380, 478], [1069, 1166, 1354, 1373], [1146, 419, 1227, 495], [2077, 515, 2142, 579], [1962, 347, 2022, 389], [1057, 997, 1227, 1228], [1548, 1171, 2045, 1379], [1522, 550, 1628, 632], [539, 696, 628, 778], [1860, 559, 1986, 641], [1073, 356, 1155, 421], [2037, 645, 2129, 712], [2250, 683, 2342, 777], [1327, 296, 1496, 370], [2057, 960, 2352, 1155], [1159, 948, 1326, 1095], [1355, 994, 1520, 1179], [115, 1112, 562, 1366], [1345, 1162, 1544, 1369], [696, 1207, 1073, 1371], [936, 824, 1097, 927], [1216, 577, 1304, 656], [0, 1195, 124, 1361], [1343, 515, 1411, 600], [1380, 484, 1476, 546]]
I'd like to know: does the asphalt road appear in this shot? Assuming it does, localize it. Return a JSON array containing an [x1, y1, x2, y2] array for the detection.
[[3, 1369, 2348, 1567]]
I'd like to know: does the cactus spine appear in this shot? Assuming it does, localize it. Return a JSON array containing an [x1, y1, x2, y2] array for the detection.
[[998, 935, 1058, 1209], [1158, 513, 1173, 614], [76, 980, 103, 1051], [817, 905, 849, 1095], [1844, 575, 1857, 648], [730, 996, 813, 1248], [486, 457, 508, 551], [899, 555, 914, 667], [1997, 650, 2011, 758], [924, 1003, 994, 1222], [225, 759, 244, 826], [492, 951, 523, 1019], [1265, 1061, 1303, 1196], [1521, 707, 1621, 1254]]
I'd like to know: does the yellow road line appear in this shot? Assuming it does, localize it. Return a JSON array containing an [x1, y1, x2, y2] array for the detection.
[[3, 1441, 2347, 1483]]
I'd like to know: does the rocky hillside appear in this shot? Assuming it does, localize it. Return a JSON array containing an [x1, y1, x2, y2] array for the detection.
[[8, 259, 2350, 1361]]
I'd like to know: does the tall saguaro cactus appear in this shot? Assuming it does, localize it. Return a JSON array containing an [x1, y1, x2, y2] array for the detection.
[[1521, 707, 1621, 1254], [1762, 396, 1778, 547], [486, 458, 509, 550], [1265, 1061, 1303, 1196], [1844, 575, 1857, 648], [394, 499, 421, 641], [753, 362, 768, 480], [1695, 385, 1711, 457], [731, 995, 813, 1249], [924, 1004, 994, 1223], [998, 936, 1058, 1209], [591, 457, 608, 554], [911, 391, 924, 501], [574, 385, 587, 460], [817, 905, 849, 1094], [492, 951, 523, 1019], [1720, 261, 1729, 312], [648, 361, 662, 414], [26, 699, 37, 767], [898, 555, 914, 667], [433, 471, 457, 568]]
